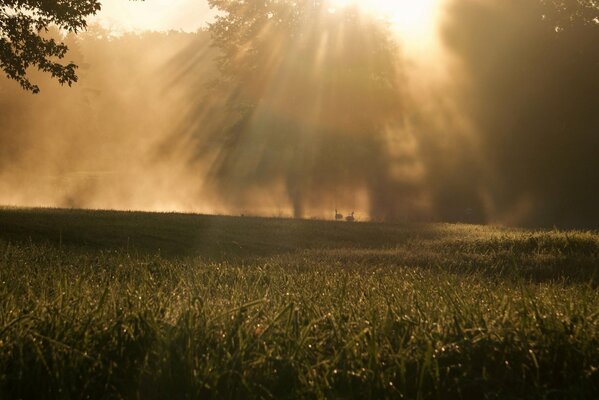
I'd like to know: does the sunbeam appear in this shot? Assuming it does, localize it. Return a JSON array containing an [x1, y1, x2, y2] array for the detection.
[[331, 0, 444, 41]]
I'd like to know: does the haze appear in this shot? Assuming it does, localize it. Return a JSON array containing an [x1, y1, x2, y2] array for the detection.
[[0, 0, 597, 229], [94, 0, 214, 32]]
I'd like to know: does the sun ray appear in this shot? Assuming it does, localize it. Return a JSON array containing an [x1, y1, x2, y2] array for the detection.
[[330, 0, 444, 44]]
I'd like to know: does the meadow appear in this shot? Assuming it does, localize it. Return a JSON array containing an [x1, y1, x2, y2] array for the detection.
[[0, 208, 597, 399]]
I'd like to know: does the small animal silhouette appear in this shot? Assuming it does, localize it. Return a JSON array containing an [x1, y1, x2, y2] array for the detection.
[[335, 209, 344, 220], [345, 211, 355, 222]]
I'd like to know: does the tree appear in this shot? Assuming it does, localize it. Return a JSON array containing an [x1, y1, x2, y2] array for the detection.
[[205, 0, 414, 219], [440, 0, 599, 227], [208, 0, 400, 127], [540, 0, 599, 30], [0, 0, 102, 93]]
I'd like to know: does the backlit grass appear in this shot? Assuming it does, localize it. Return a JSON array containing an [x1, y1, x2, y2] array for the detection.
[[0, 208, 597, 399]]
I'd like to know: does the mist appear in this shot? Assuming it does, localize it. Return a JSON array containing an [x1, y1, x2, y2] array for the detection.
[[435, 0, 599, 228], [0, 0, 597, 228], [0, 29, 218, 213]]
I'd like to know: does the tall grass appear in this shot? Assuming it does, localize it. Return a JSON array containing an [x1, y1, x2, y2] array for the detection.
[[0, 209, 597, 398]]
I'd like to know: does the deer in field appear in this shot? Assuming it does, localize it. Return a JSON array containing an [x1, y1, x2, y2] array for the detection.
[[335, 209, 344, 221], [345, 211, 355, 222]]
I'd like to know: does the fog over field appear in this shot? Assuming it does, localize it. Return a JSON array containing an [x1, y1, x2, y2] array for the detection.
[[0, 0, 597, 228]]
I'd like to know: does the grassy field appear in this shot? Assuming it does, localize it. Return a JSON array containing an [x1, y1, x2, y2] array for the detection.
[[0, 208, 598, 399]]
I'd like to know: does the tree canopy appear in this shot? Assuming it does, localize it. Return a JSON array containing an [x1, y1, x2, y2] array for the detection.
[[437, 0, 599, 227], [0, 0, 102, 93], [205, 0, 412, 219], [208, 0, 401, 129]]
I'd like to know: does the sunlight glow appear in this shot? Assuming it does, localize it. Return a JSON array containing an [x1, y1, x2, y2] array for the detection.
[[93, 0, 214, 33], [331, 0, 443, 43]]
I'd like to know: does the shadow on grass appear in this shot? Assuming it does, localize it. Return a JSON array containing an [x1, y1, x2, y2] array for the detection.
[[1, 207, 597, 285], [0, 207, 444, 258]]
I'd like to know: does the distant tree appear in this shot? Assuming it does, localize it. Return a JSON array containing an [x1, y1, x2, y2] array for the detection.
[[206, 0, 408, 218], [441, 0, 599, 227], [207, 0, 400, 127]]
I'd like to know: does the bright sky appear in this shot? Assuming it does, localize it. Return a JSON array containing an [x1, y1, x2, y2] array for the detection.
[[94, 0, 446, 63], [331, 0, 445, 56], [93, 0, 215, 33], [94, 0, 444, 40]]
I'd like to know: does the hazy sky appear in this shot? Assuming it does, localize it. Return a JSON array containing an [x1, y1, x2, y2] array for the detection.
[[93, 0, 445, 57], [93, 0, 216, 32]]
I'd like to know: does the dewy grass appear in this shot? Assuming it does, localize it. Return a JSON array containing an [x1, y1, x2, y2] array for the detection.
[[0, 208, 598, 399]]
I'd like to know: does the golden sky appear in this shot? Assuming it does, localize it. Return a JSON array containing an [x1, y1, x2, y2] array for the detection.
[[93, 0, 444, 51], [93, 0, 215, 32]]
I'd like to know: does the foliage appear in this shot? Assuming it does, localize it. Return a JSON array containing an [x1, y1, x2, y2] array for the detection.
[[540, 0, 599, 29], [208, 0, 401, 129], [0, 208, 598, 398], [0, 0, 102, 93], [432, 0, 599, 227], [205, 1, 406, 219]]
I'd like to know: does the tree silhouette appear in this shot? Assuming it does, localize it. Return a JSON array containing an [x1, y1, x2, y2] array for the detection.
[[440, 0, 599, 227], [0, 0, 101, 93], [206, 0, 409, 218], [540, 0, 599, 30]]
